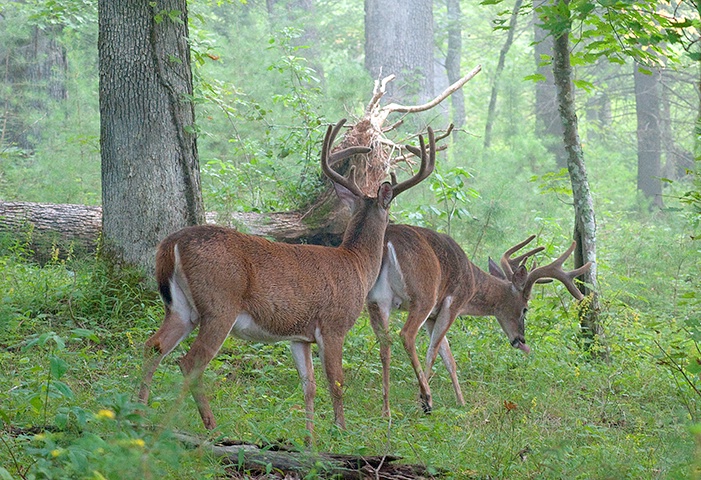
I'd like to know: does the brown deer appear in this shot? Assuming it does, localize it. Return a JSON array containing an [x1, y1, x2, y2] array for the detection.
[[366, 225, 591, 416], [138, 120, 436, 437]]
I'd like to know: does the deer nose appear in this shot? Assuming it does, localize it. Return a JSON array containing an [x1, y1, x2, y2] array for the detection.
[[511, 337, 531, 354]]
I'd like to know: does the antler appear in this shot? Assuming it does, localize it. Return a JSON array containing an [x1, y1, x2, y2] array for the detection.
[[523, 242, 592, 300], [499, 235, 545, 279], [392, 127, 436, 197], [321, 119, 372, 198]]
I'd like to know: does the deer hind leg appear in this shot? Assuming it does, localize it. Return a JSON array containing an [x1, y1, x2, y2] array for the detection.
[[400, 304, 434, 414], [290, 341, 316, 440], [316, 332, 346, 430], [178, 313, 236, 430], [368, 301, 392, 417], [139, 306, 196, 405]]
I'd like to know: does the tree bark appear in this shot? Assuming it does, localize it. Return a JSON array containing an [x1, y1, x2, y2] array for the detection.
[[98, 0, 204, 272], [0, 202, 101, 261], [550, 1, 606, 358], [364, 0, 434, 104], [484, 0, 523, 149], [533, 1, 567, 168], [634, 61, 664, 208]]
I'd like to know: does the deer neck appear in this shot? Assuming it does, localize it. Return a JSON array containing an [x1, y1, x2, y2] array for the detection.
[[459, 265, 515, 317], [339, 200, 388, 290]]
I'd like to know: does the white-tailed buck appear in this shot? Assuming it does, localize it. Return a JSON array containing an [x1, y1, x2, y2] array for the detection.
[[138, 120, 435, 436], [367, 225, 591, 415]]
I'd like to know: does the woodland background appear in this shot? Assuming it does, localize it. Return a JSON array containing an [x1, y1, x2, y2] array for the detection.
[[1, 0, 701, 478]]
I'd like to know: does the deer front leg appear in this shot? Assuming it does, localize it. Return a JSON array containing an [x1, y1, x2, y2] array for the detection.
[[400, 305, 434, 414], [422, 298, 464, 406], [178, 316, 234, 430], [139, 308, 196, 405], [290, 341, 316, 439], [368, 301, 392, 417], [317, 333, 346, 429], [424, 319, 465, 407]]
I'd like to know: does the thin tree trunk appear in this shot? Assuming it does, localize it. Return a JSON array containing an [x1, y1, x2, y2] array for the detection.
[[550, 1, 606, 358], [634, 61, 664, 208], [445, 0, 465, 129], [484, 0, 523, 149], [534, 0, 567, 168]]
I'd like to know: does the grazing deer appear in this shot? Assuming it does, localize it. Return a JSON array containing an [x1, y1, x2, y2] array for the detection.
[[366, 225, 591, 415], [138, 120, 436, 436]]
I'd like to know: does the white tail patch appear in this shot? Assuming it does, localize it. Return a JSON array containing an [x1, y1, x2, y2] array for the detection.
[[171, 244, 199, 326]]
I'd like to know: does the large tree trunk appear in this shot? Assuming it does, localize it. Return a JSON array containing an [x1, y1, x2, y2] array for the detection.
[[533, 1, 567, 168], [634, 61, 664, 208], [364, 0, 434, 104], [550, 1, 606, 358], [98, 0, 204, 272]]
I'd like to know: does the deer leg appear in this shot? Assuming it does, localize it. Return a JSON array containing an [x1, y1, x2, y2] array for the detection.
[[368, 301, 392, 417], [178, 315, 235, 430], [425, 320, 465, 407], [139, 307, 196, 404], [317, 333, 346, 429], [422, 299, 464, 407], [290, 341, 316, 439], [437, 337, 465, 406], [422, 299, 464, 406], [423, 297, 454, 373], [400, 305, 434, 414]]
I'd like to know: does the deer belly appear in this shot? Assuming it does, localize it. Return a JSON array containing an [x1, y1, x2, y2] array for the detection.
[[230, 312, 313, 343], [368, 243, 409, 311]]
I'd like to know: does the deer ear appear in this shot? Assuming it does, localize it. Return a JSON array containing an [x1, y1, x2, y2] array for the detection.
[[488, 258, 506, 279], [512, 265, 528, 290], [377, 182, 394, 209], [333, 182, 358, 208]]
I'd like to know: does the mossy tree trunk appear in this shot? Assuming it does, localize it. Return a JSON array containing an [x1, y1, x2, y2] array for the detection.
[[98, 0, 204, 272], [550, 0, 606, 358]]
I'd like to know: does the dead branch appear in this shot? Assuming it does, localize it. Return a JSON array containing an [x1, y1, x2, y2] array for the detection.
[[171, 431, 445, 479], [368, 65, 482, 130]]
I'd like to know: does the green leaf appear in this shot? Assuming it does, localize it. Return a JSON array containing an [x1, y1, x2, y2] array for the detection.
[[573, 79, 595, 92], [523, 73, 547, 83], [51, 380, 75, 400], [50, 355, 69, 380], [0, 467, 14, 480], [70, 328, 99, 343]]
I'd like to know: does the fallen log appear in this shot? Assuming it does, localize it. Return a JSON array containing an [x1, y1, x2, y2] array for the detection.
[[171, 431, 443, 479], [0, 201, 325, 261]]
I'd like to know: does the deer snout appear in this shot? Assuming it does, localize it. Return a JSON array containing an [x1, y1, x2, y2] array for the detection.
[[510, 337, 531, 354]]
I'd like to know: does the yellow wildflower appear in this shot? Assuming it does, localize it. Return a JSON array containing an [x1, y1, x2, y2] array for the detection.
[[96, 409, 116, 420]]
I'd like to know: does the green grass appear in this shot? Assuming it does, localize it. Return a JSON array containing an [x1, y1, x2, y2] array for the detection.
[[0, 216, 699, 478]]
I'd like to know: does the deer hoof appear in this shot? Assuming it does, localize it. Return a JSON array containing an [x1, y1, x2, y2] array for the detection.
[[420, 394, 432, 414]]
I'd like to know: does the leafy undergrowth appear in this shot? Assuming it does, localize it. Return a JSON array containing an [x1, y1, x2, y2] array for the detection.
[[0, 230, 699, 479]]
